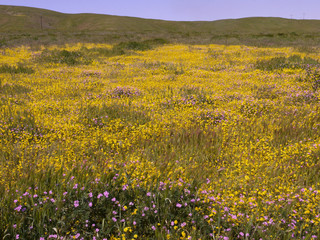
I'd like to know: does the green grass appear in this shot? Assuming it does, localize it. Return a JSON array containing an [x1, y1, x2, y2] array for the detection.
[[37, 49, 93, 65], [2, 5, 320, 48], [0, 64, 34, 74], [255, 55, 320, 71]]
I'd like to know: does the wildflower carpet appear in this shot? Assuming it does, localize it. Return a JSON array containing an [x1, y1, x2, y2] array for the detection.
[[1, 42, 320, 239]]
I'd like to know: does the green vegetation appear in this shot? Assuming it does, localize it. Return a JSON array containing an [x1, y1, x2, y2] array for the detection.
[[0, 63, 34, 74], [255, 55, 320, 71], [2, 5, 320, 47], [38, 49, 92, 65]]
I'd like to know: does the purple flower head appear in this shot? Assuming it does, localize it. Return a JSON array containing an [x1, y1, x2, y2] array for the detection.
[[74, 200, 79, 208], [103, 191, 109, 198], [14, 205, 22, 212]]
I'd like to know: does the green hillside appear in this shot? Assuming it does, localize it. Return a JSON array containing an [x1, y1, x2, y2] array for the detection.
[[1, 5, 320, 34]]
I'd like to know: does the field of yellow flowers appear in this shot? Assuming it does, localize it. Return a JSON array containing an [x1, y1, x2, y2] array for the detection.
[[1, 41, 320, 239]]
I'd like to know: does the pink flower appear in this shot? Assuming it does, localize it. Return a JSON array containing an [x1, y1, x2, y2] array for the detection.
[[89, 202, 92, 207], [74, 200, 79, 208], [103, 191, 109, 198], [176, 203, 182, 208], [14, 205, 22, 212]]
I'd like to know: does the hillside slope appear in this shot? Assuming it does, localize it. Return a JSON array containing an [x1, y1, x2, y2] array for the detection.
[[1, 5, 320, 34]]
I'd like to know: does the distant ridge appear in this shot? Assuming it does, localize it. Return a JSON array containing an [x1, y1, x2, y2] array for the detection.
[[1, 5, 320, 34]]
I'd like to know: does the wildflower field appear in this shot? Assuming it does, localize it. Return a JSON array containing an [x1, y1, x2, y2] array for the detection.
[[1, 40, 320, 240]]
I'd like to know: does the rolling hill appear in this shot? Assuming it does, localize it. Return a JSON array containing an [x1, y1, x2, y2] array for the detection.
[[1, 5, 320, 35]]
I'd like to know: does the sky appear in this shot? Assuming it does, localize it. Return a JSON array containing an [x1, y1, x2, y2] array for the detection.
[[1, 0, 320, 21]]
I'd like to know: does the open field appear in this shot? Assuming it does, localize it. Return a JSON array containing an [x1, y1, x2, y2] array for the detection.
[[1, 4, 320, 240], [1, 39, 320, 239]]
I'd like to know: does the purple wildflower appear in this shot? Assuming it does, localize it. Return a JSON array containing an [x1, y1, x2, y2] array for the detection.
[[74, 200, 79, 208]]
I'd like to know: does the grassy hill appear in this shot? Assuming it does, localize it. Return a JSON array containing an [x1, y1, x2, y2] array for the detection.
[[1, 5, 320, 47], [1, 5, 320, 34]]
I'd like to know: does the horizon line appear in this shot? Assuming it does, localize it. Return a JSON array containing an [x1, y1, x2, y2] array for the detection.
[[1, 4, 319, 22]]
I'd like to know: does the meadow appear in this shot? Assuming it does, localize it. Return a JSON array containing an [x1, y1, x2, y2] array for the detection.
[[1, 39, 320, 240]]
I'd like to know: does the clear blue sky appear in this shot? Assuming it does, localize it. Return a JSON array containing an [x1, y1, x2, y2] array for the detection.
[[1, 0, 320, 21]]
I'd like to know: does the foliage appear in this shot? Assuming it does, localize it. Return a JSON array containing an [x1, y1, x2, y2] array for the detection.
[[255, 55, 320, 71], [37, 49, 92, 65], [0, 63, 34, 74], [112, 38, 168, 53]]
